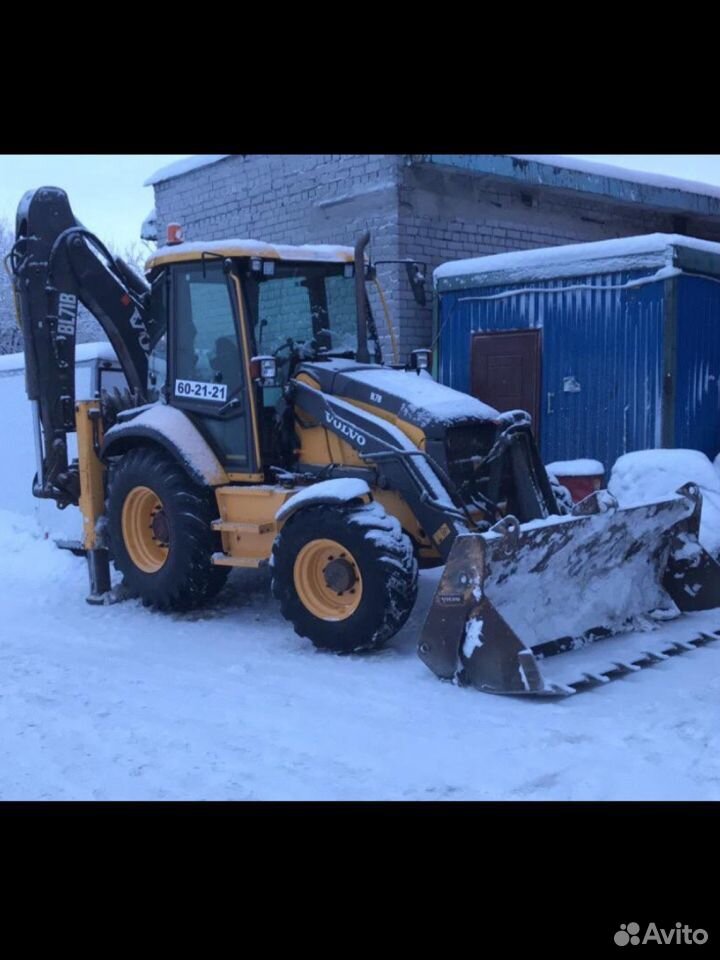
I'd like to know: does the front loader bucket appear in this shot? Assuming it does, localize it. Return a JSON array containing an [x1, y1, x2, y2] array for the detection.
[[417, 484, 720, 696]]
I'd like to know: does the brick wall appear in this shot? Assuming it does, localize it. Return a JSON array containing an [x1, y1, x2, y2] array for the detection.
[[153, 155, 720, 360], [154, 154, 402, 358], [396, 160, 720, 354]]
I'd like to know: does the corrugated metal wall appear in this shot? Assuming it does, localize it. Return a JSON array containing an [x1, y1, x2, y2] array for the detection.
[[675, 275, 720, 458], [437, 269, 667, 469]]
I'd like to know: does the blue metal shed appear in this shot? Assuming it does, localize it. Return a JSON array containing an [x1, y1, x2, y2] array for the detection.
[[434, 234, 720, 470]]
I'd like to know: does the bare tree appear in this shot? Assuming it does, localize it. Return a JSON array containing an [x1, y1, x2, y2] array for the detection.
[[0, 218, 21, 354], [118, 239, 154, 277]]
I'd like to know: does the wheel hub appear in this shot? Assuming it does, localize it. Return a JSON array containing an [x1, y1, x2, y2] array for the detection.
[[150, 507, 169, 546], [323, 556, 357, 593], [293, 538, 363, 621], [121, 485, 169, 574]]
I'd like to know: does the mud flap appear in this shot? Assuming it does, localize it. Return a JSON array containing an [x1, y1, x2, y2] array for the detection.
[[417, 484, 720, 696]]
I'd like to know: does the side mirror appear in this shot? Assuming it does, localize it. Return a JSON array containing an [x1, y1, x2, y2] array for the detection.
[[405, 261, 427, 307], [409, 348, 432, 375], [250, 355, 278, 385]]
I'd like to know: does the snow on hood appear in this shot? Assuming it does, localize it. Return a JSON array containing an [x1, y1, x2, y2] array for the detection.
[[608, 449, 720, 556], [434, 233, 720, 287], [346, 368, 500, 425]]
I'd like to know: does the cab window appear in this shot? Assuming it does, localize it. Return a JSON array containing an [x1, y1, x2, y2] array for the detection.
[[171, 261, 252, 468], [174, 262, 242, 397]]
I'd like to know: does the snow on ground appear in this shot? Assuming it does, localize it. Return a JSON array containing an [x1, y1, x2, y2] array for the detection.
[[1, 501, 720, 800], [3, 352, 720, 799]]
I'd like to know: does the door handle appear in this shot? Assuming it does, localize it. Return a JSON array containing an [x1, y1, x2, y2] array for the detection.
[[546, 392, 555, 415], [217, 396, 243, 416]]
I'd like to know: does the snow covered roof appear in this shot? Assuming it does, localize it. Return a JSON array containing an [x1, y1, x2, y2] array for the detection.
[[144, 155, 232, 187], [147, 238, 355, 269], [0, 341, 117, 374], [510, 155, 720, 202], [434, 233, 720, 290], [420, 155, 720, 218], [146, 154, 720, 215]]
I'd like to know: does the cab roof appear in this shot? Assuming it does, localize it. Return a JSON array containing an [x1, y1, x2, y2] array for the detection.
[[146, 238, 356, 270]]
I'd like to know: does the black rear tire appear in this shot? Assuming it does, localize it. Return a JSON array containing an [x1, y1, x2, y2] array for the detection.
[[107, 446, 229, 611], [271, 501, 418, 652]]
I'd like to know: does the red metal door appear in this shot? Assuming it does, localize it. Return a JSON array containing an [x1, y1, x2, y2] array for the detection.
[[470, 329, 541, 434]]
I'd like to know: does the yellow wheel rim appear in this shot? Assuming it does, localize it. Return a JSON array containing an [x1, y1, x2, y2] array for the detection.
[[294, 538, 363, 621], [121, 485, 169, 574]]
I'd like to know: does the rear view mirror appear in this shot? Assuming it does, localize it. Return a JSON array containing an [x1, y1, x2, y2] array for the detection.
[[250, 355, 278, 384], [405, 261, 427, 306]]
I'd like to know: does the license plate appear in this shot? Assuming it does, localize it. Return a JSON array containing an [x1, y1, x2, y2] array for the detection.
[[174, 379, 228, 402]]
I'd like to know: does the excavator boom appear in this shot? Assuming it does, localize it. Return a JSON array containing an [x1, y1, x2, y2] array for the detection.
[[9, 187, 161, 506]]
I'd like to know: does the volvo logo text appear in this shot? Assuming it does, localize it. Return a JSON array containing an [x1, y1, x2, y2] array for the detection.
[[325, 411, 367, 447]]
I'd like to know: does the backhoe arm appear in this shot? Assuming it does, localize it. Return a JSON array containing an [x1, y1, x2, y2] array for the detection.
[[9, 186, 161, 507]]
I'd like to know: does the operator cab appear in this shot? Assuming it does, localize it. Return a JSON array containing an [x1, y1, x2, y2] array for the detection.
[[145, 241, 382, 477]]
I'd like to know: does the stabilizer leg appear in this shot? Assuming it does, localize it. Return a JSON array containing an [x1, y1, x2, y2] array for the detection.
[[85, 548, 112, 605]]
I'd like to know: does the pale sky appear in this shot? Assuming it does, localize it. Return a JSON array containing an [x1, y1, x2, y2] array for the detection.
[[1, 155, 720, 250], [0, 155, 188, 252], [566, 155, 720, 188]]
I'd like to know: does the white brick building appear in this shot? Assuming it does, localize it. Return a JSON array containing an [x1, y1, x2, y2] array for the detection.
[[146, 155, 720, 359]]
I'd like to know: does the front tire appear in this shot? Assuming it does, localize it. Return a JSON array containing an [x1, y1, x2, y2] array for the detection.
[[271, 501, 418, 652], [107, 446, 229, 610]]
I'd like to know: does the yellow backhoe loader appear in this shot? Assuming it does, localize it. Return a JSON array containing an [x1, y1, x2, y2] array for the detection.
[[9, 186, 720, 695]]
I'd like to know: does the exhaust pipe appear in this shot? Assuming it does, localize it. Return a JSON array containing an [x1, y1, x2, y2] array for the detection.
[[354, 232, 370, 364]]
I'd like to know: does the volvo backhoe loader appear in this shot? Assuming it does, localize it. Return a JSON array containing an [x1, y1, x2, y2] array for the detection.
[[9, 186, 720, 695]]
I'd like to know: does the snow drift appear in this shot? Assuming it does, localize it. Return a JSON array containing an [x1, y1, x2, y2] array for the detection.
[[609, 449, 720, 556]]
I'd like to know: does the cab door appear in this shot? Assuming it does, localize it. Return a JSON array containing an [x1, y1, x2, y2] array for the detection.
[[169, 260, 258, 473]]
